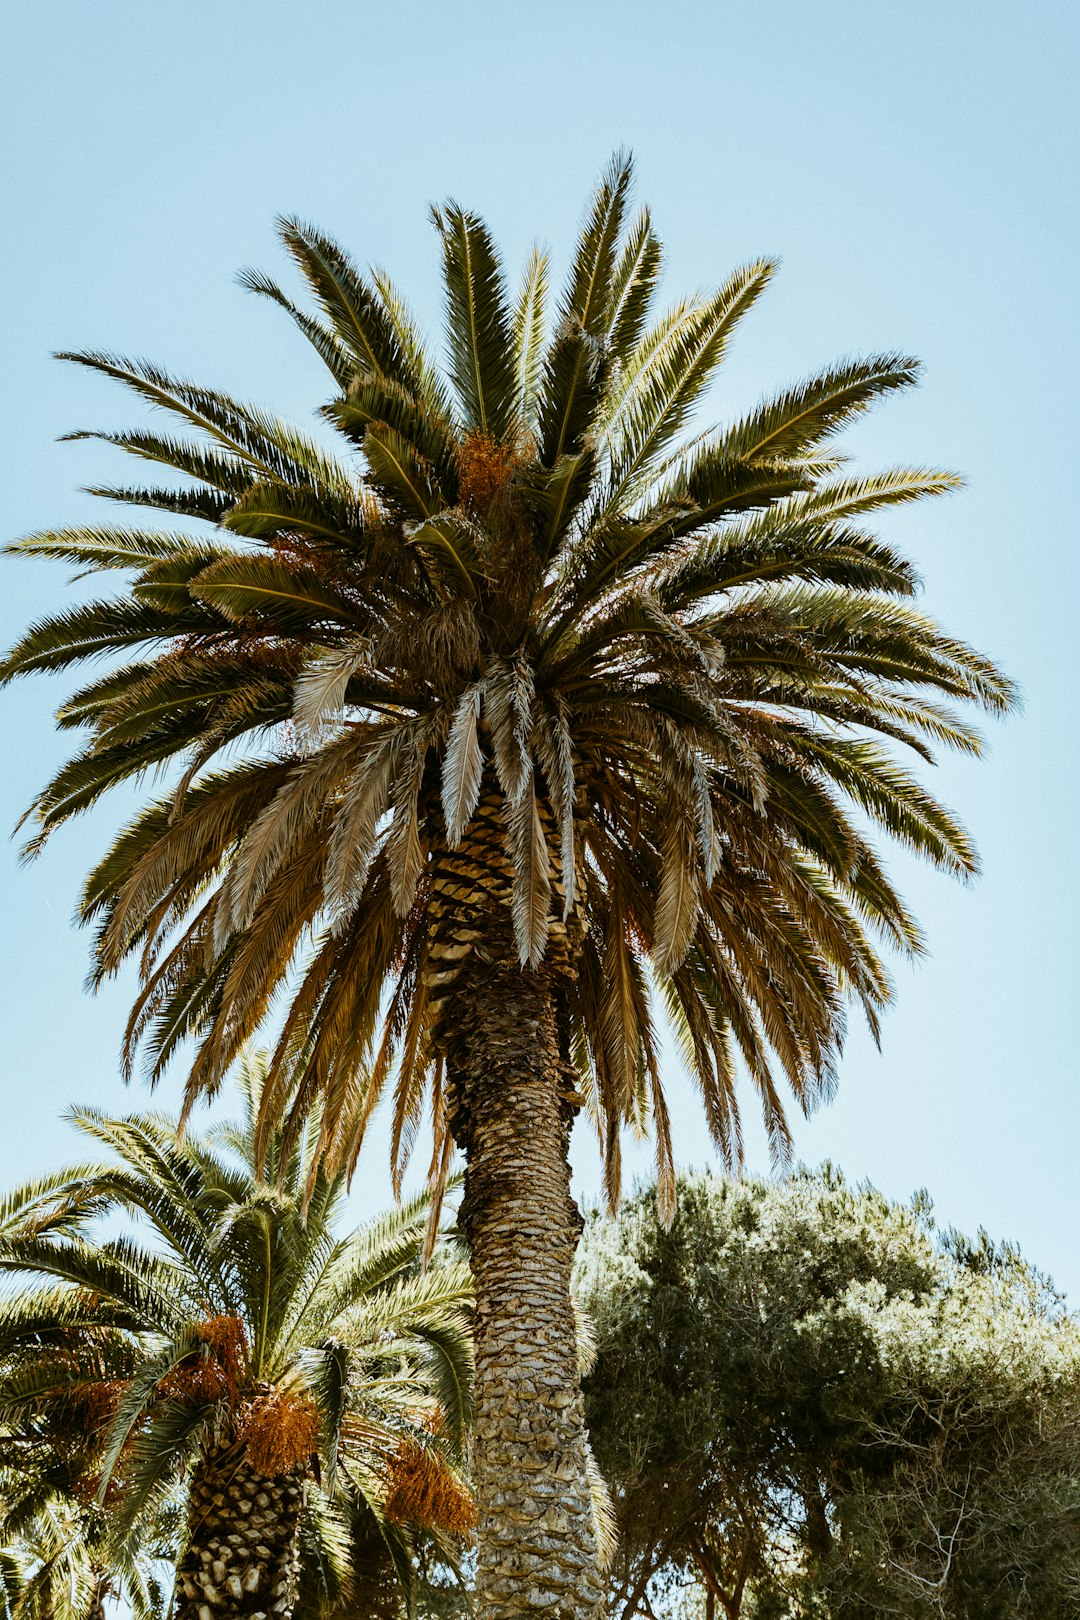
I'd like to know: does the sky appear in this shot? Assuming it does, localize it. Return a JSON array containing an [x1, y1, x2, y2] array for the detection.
[[2, 2, 1077, 1292]]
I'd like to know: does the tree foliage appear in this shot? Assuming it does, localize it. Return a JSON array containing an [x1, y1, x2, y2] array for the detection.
[[576, 1170, 1080, 1619]]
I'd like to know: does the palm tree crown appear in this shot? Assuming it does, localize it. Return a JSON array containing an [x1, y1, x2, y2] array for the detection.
[[1, 153, 1014, 1209], [0, 1059, 474, 1618]]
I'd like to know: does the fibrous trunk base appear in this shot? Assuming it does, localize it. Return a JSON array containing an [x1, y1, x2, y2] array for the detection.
[[455, 998, 603, 1618]]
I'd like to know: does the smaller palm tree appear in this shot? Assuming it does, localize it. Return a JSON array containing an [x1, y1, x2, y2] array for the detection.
[[0, 1057, 474, 1620], [0, 1424, 174, 1620]]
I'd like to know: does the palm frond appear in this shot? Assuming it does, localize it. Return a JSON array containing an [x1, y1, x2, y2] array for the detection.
[[717, 353, 922, 462], [237, 263, 354, 387], [432, 202, 517, 440], [600, 258, 777, 513], [561, 150, 635, 339], [605, 206, 662, 360], [440, 683, 484, 844], [512, 245, 550, 427], [275, 218, 418, 389], [58, 350, 356, 492], [507, 775, 551, 968]]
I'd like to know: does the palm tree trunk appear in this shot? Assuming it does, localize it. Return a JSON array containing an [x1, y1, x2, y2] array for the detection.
[[87, 1570, 111, 1620], [429, 797, 604, 1620], [172, 1440, 306, 1620], [447, 966, 603, 1618]]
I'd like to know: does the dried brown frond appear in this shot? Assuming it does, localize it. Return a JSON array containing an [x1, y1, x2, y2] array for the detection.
[[388, 599, 481, 686], [242, 1388, 320, 1476], [383, 1438, 477, 1534], [456, 431, 523, 512]]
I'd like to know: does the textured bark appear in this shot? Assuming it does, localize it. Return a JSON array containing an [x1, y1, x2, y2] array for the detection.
[[428, 794, 604, 1620], [172, 1440, 306, 1620]]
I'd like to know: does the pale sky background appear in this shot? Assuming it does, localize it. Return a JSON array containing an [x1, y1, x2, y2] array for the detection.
[[2, 3, 1077, 1292]]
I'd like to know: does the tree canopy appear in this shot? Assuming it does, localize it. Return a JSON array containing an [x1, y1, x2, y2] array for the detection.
[[576, 1169, 1080, 1619]]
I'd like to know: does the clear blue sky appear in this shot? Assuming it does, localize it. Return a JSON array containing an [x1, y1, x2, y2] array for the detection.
[[2, 3, 1077, 1289]]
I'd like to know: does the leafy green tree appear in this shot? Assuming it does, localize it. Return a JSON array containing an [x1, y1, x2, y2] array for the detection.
[[813, 1232, 1080, 1619], [1, 152, 1014, 1615], [576, 1172, 1080, 1619], [0, 1060, 474, 1620]]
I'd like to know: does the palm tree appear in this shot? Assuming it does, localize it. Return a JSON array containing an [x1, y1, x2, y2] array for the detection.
[[0, 1060, 474, 1620], [0, 1426, 173, 1620], [2, 153, 1015, 1616]]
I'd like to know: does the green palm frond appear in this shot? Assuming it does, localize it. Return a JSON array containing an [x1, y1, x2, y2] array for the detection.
[[0, 595, 221, 684], [325, 376, 457, 495], [511, 247, 550, 434], [189, 552, 360, 629], [599, 257, 777, 513], [716, 353, 921, 463], [86, 481, 234, 525], [58, 351, 355, 493], [0, 1230, 193, 1332], [562, 148, 635, 340], [432, 202, 517, 440], [360, 421, 448, 525], [275, 218, 420, 390], [5, 527, 237, 574], [605, 206, 663, 360], [370, 267, 458, 425], [0, 1166, 109, 1242], [220, 481, 372, 546], [237, 263, 354, 388], [532, 152, 635, 469], [63, 1111, 230, 1304], [61, 428, 258, 500]]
